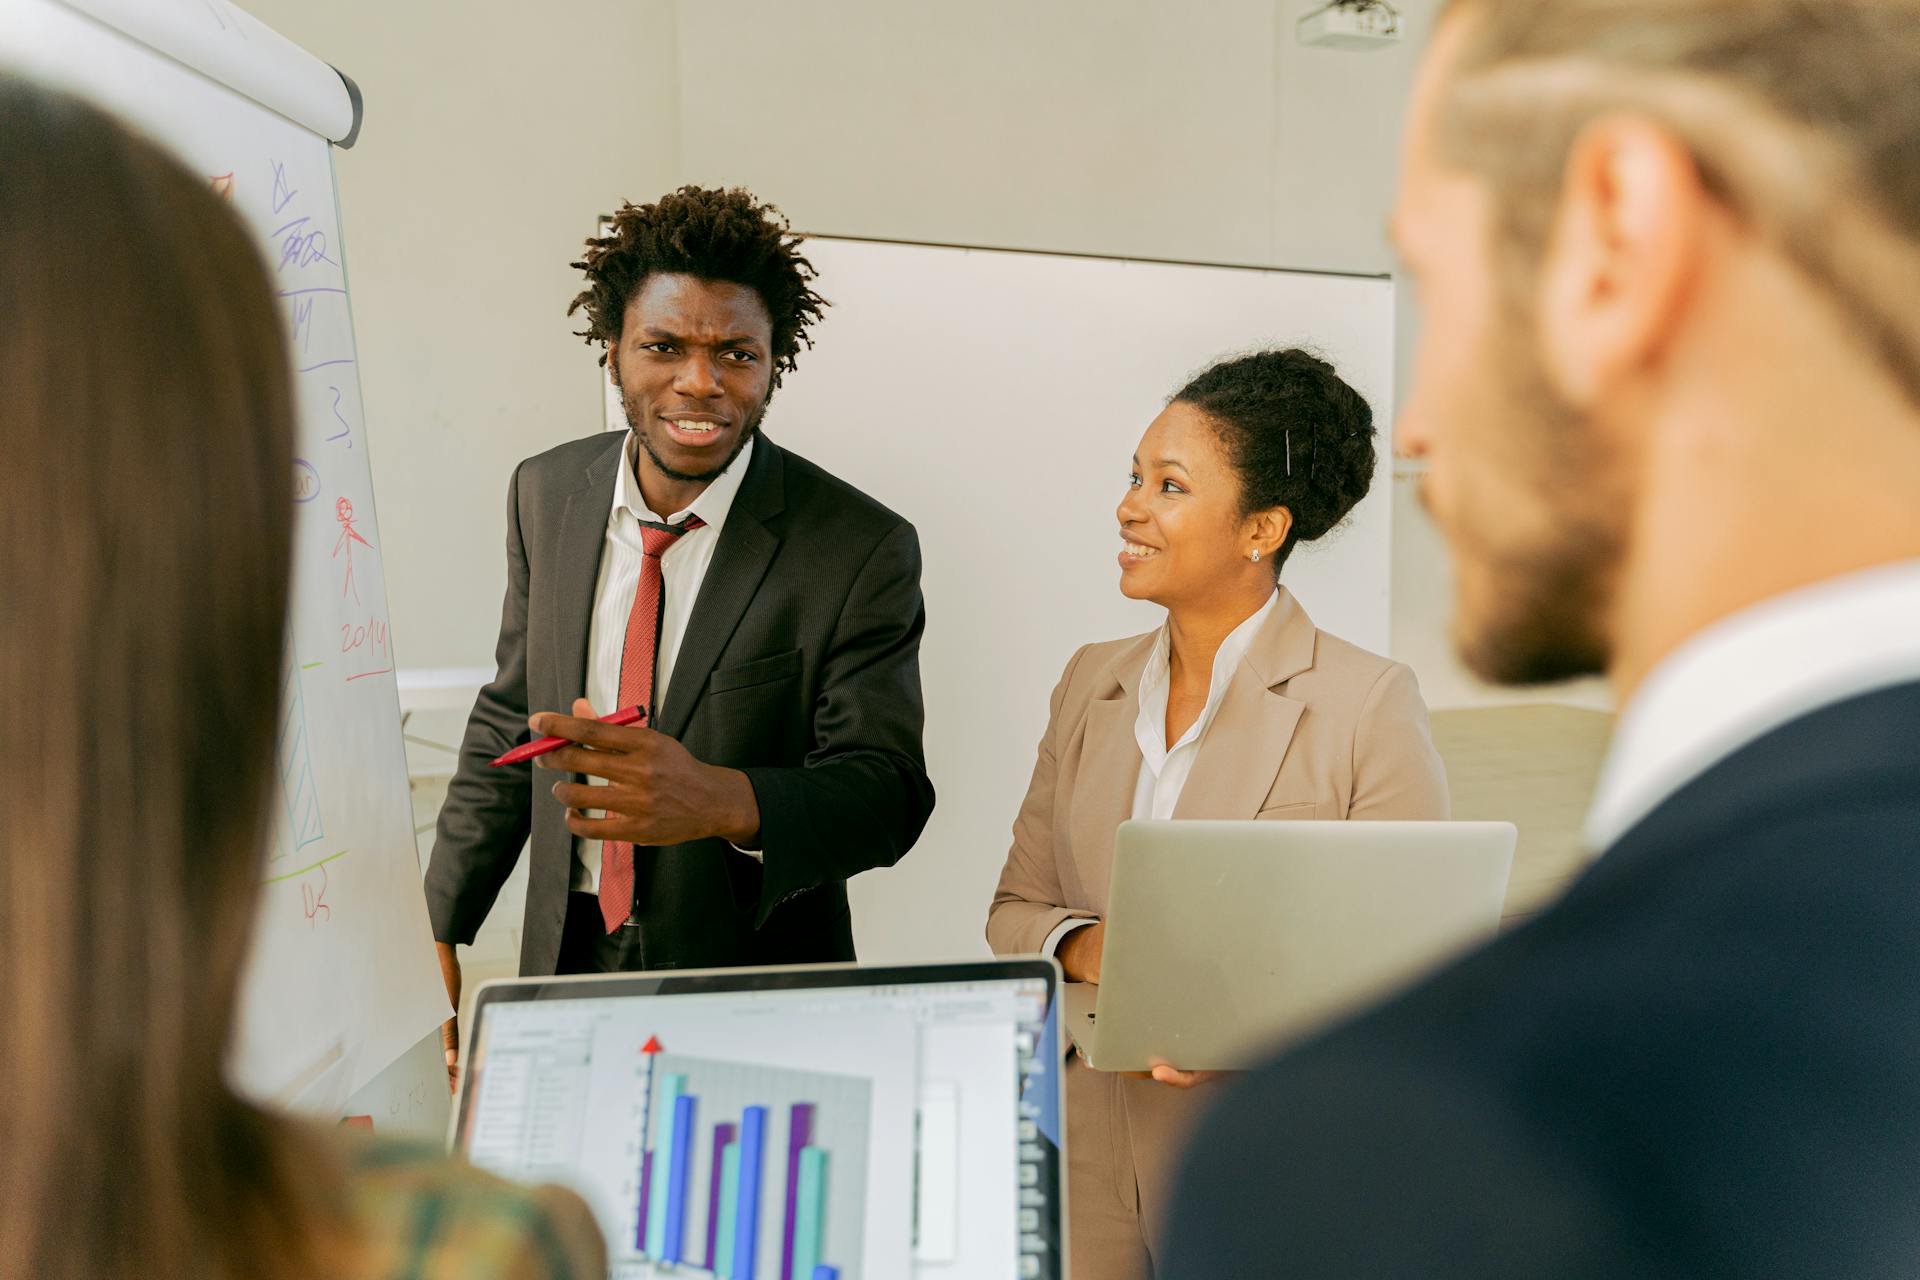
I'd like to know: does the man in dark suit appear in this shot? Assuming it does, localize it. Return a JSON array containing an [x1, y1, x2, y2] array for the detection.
[[426, 187, 934, 1081], [1168, 2, 1920, 1275]]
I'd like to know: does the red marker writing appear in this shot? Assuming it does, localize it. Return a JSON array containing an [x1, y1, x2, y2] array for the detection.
[[489, 705, 646, 767]]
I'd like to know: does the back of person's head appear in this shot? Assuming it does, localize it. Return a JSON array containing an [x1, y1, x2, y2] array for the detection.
[[0, 78, 343, 1280], [1173, 348, 1377, 574], [1437, 0, 1920, 405]]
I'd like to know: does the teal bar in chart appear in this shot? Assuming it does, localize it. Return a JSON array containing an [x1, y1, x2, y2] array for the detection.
[[645, 1073, 687, 1257], [791, 1146, 829, 1280], [714, 1142, 740, 1278]]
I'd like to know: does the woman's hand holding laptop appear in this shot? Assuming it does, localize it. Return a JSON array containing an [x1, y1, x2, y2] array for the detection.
[[1061, 923, 1222, 1089]]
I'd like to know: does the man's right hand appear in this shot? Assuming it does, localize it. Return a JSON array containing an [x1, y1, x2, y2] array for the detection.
[[1057, 921, 1105, 985], [435, 940, 462, 1095]]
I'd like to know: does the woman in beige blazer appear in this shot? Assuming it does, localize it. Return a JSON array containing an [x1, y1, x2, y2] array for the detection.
[[988, 349, 1450, 1280]]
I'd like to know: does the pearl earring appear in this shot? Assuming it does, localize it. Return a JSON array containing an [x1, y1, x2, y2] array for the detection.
[[1250, 549, 1262, 563]]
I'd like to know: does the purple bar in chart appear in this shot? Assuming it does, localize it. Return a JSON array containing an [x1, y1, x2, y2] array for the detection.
[[780, 1102, 816, 1279], [705, 1121, 736, 1268], [635, 1150, 652, 1253]]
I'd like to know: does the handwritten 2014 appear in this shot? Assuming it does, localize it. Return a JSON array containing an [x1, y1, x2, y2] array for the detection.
[[301, 862, 332, 926]]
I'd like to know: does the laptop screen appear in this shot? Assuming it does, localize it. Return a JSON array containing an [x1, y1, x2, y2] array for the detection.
[[453, 961, 1063, 1280]]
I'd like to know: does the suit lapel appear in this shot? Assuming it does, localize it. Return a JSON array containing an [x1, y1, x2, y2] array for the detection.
[[1068, 638, 1152, 913], [550, 435, 625, 707], [658, 438, 786, 739], [1173, 589, 1318, 820]]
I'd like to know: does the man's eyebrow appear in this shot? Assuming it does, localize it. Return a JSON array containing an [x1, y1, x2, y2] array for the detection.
[[638, 326, 765, 346]]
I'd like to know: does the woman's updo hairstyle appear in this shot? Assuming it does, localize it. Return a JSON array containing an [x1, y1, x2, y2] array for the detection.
[[1172, 348, 1377, 574]]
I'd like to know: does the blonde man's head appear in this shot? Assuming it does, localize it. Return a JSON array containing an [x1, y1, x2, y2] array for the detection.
[[1391, 0, 1920, 693], [1434, 0, 1920, 403]]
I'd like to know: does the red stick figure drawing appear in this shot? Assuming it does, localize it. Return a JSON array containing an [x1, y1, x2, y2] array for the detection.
[[332, 496, 372, 602]]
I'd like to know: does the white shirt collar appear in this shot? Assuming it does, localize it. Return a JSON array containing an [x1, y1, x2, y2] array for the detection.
[[1136, 590, 1279, 770], [612, 432, 755, 530], [1585, 559, 1920, 850]]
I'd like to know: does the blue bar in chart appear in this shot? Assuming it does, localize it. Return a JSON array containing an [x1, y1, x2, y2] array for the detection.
[[733, 1105, 768, 1279], [663, 1092, 696, 1263], [813, 1268, 841, 1280]]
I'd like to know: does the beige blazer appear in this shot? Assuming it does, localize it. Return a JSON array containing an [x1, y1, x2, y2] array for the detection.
[[989, 587, 1451, 956], [985, 589, 1450, 1259]]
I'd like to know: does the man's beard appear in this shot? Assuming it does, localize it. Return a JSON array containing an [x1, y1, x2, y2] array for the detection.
[[1454, 304, 1626, 687], [623, 390, 768, 484]]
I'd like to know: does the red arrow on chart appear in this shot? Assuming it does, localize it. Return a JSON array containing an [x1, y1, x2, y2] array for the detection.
[[637, 1029, 665, 1249]]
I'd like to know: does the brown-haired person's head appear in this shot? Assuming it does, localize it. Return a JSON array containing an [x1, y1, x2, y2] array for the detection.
[[0, 79, 347, 1279], [1393, 0, 1920, 692]]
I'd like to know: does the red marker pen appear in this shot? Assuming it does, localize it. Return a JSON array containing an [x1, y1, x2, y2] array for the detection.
[[489, 705, 646, 767]]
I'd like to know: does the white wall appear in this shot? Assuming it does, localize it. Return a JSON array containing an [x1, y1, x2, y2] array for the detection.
[[673, 2, 1277, 267], [1269, 0, 1441, 273], [663, 0, 1603, 711], [673, 0, 1432, 275], [237, 0, 680, 672]]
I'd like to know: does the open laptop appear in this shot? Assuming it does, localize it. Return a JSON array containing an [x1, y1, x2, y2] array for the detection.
[[1064, 820, 1516, 1072], [452, 959, 1065, 1280]]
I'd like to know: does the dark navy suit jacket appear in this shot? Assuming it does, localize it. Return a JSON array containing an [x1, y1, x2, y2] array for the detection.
[[1167, 681, 1920, 1279]]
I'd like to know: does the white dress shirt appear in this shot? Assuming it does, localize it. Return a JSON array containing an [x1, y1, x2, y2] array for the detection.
[[572, 434, 756, 892], [1045, 591, 1279, 956], [1585, 559, 1920, 852]]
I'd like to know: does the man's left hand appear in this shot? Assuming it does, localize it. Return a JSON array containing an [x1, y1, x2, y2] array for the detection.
[[534, 698, 762, 848]]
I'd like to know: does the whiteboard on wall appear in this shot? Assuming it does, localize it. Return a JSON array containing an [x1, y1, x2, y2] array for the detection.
[[737, 238, 1397, 963], [1, 0, 447, 1104]]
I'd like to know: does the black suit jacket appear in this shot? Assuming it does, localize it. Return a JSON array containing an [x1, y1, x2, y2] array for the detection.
[[425, 432, 935, 975], [1167, 681, 1920, 1279]]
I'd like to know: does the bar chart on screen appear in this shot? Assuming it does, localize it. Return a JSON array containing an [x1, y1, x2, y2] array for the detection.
[[599, 1038, 873, 1280]]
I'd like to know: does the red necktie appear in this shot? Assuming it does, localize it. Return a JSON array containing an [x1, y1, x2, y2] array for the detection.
[[598, 513, 704, 933]]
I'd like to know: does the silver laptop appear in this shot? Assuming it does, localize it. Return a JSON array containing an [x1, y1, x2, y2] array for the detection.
[[1064, 820, 1516, 1072], [452, 959, 1065, 1280]]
